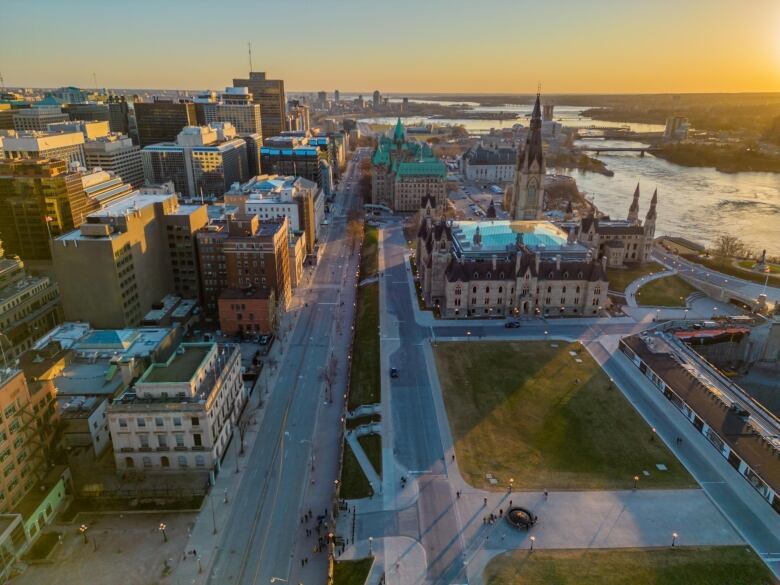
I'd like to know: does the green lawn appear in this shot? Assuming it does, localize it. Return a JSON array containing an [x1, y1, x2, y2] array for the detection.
[[434, 341, 694, 490], [349, 282, 380, 409], [483, 547, 774, 585], [737, 259, 780, 274], [333, 557, 374, 585], [636, 275, 698, 307], [339, 441, 373, 499], [685, 255, 780, 286], [606, 262, 666, 293], [358, 434, 382, 478], [361, 226, 378, 278]]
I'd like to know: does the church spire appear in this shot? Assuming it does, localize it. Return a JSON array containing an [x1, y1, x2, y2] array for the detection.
[[628, 182, 640, 223], [393, 117, 405, 143], [646, 188, 658, 220], [510, 89, 546, 220]]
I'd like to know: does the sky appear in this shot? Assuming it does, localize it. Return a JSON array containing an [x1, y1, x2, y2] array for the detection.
[[2, 0, 780, 94]]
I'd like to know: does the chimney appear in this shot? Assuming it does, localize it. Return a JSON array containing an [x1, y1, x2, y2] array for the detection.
[[492, 254, 497, 271], [555, 254, 561, 270], [601, 255, 607, 269], [534, 253, 540, 274]]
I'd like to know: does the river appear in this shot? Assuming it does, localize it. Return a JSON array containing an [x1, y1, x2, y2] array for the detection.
[[359, 104, 780, 256]]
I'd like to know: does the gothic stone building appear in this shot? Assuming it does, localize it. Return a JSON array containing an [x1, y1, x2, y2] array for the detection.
[[577, 184, 658, 268], [416, 204, 609, 318], [371, 118, 447, 212]]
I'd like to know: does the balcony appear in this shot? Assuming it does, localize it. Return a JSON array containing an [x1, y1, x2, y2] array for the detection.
[[120, 447, 134, 453]]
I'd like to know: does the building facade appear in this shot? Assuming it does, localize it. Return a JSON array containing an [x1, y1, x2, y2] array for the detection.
[[108, 342, 244, 476], [371, 119, 447, 212], [2, 131, 86, 167], [461, 142, 516, 182], [232, 72, 286, 139], [12, 107, 69, 132], [84, 134, 144, 188], [133, 98, 198, 148]]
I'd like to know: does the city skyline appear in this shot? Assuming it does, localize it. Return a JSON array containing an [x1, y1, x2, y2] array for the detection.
[[2, 0, 780, 93]]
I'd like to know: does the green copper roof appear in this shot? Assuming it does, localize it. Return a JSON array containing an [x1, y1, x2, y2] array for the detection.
[[393, 117, 405, 141], [396, 160, 447, 178]]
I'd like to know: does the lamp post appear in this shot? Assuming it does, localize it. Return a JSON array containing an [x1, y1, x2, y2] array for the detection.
[[544, 330, 548, 341], [79, 524, 88, 544], [633, 475, 639, 490], [368, 536, 373, 555], [508, 478, 514, 493], [683, 308, 689, 321], [529, 536, 535, 551], [159, 522, 167, 543], [466, 330, 471, 342], [672, 532, 678, 547]]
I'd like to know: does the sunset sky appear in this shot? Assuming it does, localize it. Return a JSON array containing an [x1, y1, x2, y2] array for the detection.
[[2, 0, 780, 94]]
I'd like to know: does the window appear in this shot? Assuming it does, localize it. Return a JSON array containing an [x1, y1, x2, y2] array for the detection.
[[175, 434, 185, 448], [498, 287, 503, 294], [191, 416, 200, 427], [178, 455, 188, 468], [157, 435, 167, 448], [155, 417, 164, 427], [161, 456, 170, 468], [136, 418, 146, 428], [139, 435, 149, 448], [118, 418, 127, 429], [173, 417, 182, 427], [562, 286, 567, 294], [195, 455, 206, 467], [193, 434, 202, 447], [142, 456, 152, 468]]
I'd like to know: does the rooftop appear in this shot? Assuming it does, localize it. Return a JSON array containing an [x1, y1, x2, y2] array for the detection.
[[141, 345, 211, 384], [452, 220, 587, 257]]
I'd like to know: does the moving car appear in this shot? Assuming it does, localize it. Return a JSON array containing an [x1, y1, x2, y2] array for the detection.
[[505, 321, 522, 328], [390, 367, 399, 378]]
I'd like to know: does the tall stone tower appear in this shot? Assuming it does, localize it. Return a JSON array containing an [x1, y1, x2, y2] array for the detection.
[[510, 92, 545, 220], [643, 188, 658, 260], [628, 183, 640, 224]]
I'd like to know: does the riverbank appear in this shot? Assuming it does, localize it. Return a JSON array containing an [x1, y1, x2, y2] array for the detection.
[[547, 150, 614, 176], [652, 144, 780, 174]]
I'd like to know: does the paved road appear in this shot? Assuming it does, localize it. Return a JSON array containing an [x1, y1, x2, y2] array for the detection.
[[205, 155, 365, 585], [354, 220, 780, 584]]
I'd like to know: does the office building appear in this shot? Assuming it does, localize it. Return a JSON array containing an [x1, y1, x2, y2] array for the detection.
[[84, 134, 144, 187], [79, 168, 135, 207], [59, 395, 110, 459], [241, 133, 262, 176], [108, 341, 244, 476], [372, 90, 381, 109], [141, 123, 248, 196], [198, 87, 263, 136], [107, 95, 131, 136], [48, 87, 89, 104], [47, 120, 110, 140], [232, 72, 286, 139], [63, 102, 109, 123], [0, 159, 96, 262], [196, 215, 291, 320], [286, 99, 310, 132], [133, 97, 198, 148], [0, 255, 63, 360], [1, 131, 86, 167], [13, 106, 68, 132], [334, 90, 340, 102], [224, 175, 320, 253], [261, 133, 327, 187], [51, 192, 208, 328]]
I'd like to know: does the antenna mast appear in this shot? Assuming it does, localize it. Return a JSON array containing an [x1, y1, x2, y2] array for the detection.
[[248, 42, 253, 72], [93, 72, 98, 94]]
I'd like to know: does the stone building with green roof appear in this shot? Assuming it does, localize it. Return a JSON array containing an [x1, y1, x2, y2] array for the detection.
[[370, 118, 447, 212]]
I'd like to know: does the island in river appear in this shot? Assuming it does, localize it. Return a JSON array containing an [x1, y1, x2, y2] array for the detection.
[[652, 143, 780, 174]]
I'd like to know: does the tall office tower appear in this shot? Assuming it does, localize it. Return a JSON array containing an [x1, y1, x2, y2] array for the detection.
[[51, 191, 208, 328], [0, 159, 95, 261], [241, 133, 262, 176], [84, 134, 144, 188], [12, 105, 69, 132], [334, 90, 340, 102], [542, 103, 554, 122], [199, 87, 263, 136], [63, 102, 109, 122], [1, 131, 86, 167], [261, 135, 325, 186], [133, 97, 198, 147], [286, 99, 310, 132], [317, 91, 327, 107], [372, 90, 381, 108], [232, 72, 286, 139], [195, 214, 291, 318], [141, 123, 248, 196], [107, 95, 131, 135], [0, 254, 63, 360]]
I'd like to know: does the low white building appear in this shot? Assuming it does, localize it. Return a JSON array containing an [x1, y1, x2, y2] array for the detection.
[[461, 142, 516, 182], [108, 342, 244, 479], [1, 130, 85, 167]]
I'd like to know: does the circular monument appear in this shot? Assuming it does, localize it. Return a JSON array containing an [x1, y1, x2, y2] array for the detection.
[[506, 507, 537, 530]]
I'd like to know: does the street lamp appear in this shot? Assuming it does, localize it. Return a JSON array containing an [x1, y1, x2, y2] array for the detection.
[[529, 535, 536, 551], [508, 478, 514, 493], [544, 330, 548, 341], [683, 308, 689, 321], [466, 330, 471, 341], [79, 524, 88, 544], [368, 536, 373, 555], [159, 522, 167, 542], [633, 475, 639, 490], [672, 532, 678, 547]]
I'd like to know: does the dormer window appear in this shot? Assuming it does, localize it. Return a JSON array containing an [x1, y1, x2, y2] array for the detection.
[[578, 271, 583, 279], [563, 271, 569, 279], [486, 272, 492, 279], [499, 272, 504, 279], [548, 271, 554, 278], [473, 272, 479, 279]]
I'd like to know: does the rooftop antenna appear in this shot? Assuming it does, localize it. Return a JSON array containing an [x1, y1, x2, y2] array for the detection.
[[0, 72, 4, 91], [93, 72, 98, 94], [248, 41, 253, 72]]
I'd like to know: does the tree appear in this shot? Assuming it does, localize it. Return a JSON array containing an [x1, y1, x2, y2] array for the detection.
[[237, 405, 252, 455], [712, 235, 752, 260], [319, 353, 338, 403]]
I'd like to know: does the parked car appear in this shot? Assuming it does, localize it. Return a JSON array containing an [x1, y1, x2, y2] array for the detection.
[[390, 367, 399, 378], [505, 321, 522, 329]]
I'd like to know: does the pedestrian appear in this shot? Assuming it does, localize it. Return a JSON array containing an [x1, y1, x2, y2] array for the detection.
[[301, 559, 305, 567], [544, 489, 548, 500], [509, 500, 513, 507], [451, 454, 455, 462], [456, 491, 461, 499], [484, 497, 488, 506], [499, 508, 503, 517]]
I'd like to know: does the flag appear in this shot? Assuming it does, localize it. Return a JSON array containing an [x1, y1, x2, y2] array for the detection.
[[44, 216, 53, 222]]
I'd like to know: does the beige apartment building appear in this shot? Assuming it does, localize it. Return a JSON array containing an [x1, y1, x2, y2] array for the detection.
[[51, 192, 208, 328], [108, 342, 243, 477]]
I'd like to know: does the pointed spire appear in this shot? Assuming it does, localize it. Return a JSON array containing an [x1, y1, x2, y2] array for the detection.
[[646, 188, 658, 220], [628, 182, 640, 223], [393, 117, 405, 142], [531, 91, 542, 123]]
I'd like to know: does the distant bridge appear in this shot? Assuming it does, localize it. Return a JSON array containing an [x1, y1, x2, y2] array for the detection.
[[579, 146, 660, 156]]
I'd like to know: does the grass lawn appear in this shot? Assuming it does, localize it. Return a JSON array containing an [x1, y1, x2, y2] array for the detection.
[[23, 532, 61, 561], [333, 557, 374, 585], [684, 255, 780, 286], [339, 440, 373, 499], [483, 546, 775, 585], [606, 262, 666, 293], [636, 275, 698, 307], [737, 259, 780, 274], [361, 226, 378, 278], [358, 433, 382, 477], [434, 341, 694, 490], [349, 282, 379, 409]]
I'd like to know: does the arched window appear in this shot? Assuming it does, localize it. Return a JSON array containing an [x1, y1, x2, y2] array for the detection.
[[125, 457, 135, 469], [576, 286, 581, 293], [563, 271, 569, 279], [562, 286, 567, 294], [473, 272, 478, 279], [472, 286, 477, 293], [486, 286, 490, 293], [161, 456, 170, 468], [498, 286, 503, 294], [486, 272, 492, 279]]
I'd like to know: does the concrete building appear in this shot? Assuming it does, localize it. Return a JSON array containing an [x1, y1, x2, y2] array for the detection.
[[63, 102, 110, 124], [0, 255, 63, 361], [577, 185, 658, 267], [59, 395, 110, 459], [79, 168, 135, 208], [108, 341, 244, 477], [286, 99, 310, 132], [1, 130, 86, 167], [141, 123, 249, 196], [232, 72, 286, 139], [46, 120, 110, 140], [416, 203, 609, 318], [260, 134, 325, 187], [664, 116, 690, 141], [48, 87, 89, 104], [461, 141, 516, 182], [197, 87, 263, 136], [371, 119, 447, 212], [195, 215, 291, 320], [0, 158, 96, 262], [224, 174, 320, 253], [217, 288, 276, 336], [133, 97, 198, 148], [107, 95, 131, 136], [51, 192, 207, 328], [0, 514, 28, 583], [288, 232, 306, 288], [12, 107, 68, 132], [84, 134, 144, 187]]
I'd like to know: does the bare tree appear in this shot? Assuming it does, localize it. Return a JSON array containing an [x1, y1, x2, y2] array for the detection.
[[712, 235, 753, 260], [319, 353, 339, 403], [237, 406, 252, 455]]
